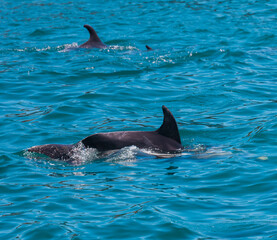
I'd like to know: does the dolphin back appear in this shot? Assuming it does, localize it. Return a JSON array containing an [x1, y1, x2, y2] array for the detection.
[[27, 106, 182, 160], [82, 105, 182, 152], [28, 144, 74, 160]]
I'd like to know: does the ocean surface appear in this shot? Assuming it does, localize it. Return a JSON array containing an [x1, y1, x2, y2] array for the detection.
[[1, 0, 277, 239]]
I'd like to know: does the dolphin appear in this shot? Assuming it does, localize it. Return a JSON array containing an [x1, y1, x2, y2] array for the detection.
[[28, 106, 183, 160], [78, 24, 153, 50], [79, 24, 107, 49]]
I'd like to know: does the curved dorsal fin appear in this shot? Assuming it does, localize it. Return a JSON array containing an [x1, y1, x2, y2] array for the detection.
[[146, 45, 153, 51], [84, 24, 103, 43], [156, 105, 181, 144], [79, 24, 106, 48]]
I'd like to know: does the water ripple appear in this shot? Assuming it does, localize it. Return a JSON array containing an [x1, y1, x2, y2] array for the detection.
[[0, 0, 277, 239]]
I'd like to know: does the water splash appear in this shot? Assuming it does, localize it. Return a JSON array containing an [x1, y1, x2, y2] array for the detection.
[[69, 142, 99, 165]]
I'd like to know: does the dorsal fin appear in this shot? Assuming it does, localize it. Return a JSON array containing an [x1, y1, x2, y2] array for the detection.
[[79, 24, 106, 48], [156, 105, 181, 144], [84, 24, 103, 43], [146, 45, 153, 51]]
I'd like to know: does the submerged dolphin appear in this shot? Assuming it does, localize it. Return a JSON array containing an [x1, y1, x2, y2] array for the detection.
[[78, 24, 153, 50], [28, 106, 183, 160]]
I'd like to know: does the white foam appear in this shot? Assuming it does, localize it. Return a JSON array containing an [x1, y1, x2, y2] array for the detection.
[[59, 42, 79, 52], [106, 145, 139, 165], [69, 142, 99, 165]]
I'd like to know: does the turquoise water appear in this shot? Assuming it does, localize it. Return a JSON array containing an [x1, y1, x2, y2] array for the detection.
[[1, 0, 277, 239]]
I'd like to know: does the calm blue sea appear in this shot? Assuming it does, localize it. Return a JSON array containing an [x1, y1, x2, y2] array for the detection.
[[1, 0, 277, 239]]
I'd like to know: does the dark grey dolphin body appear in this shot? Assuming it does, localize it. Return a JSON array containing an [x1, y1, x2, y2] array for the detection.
[[28, 106, 183, 160], [78, 24, 153, 50]]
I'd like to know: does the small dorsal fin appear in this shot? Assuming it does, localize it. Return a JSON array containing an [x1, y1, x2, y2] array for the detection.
[[146, 45, 153, 50], [156, 106, 181, 144], [84, 24, 103, 43]]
